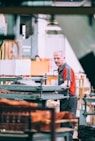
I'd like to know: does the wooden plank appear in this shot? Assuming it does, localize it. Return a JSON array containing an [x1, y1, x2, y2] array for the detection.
[[44, 119, 78, 124], [41, 127, 74, 133]]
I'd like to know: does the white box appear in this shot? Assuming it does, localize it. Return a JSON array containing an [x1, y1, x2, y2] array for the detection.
[[15, 60, 31, 76], [0, 59, 31, 76]]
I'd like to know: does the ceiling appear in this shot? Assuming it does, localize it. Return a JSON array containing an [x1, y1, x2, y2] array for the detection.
[[0, 0, 93, 7]]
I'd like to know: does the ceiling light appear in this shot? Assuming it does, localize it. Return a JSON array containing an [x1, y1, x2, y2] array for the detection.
[[46, 23, 62, 34], [45, 14, 62, 34], [46, 23, 62, 31]]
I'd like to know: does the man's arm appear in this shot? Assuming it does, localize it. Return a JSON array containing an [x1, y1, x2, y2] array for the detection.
[[60, 80, 70, 89]]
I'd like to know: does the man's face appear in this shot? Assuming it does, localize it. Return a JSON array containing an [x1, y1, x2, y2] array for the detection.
[[53, 52, 65, 67]]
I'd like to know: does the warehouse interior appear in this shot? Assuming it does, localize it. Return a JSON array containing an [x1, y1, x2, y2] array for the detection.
[[0, 0, 95, 141]]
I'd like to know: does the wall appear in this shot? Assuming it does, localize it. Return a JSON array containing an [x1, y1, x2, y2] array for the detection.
[[56, 15, 95, 59]]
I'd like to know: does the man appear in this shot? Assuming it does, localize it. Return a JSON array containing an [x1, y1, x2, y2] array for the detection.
[[53, 50, 77, 141], [35, 55, 41, 61]]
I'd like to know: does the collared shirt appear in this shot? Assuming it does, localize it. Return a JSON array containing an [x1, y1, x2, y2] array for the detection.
[[58, 63, 76, 96]]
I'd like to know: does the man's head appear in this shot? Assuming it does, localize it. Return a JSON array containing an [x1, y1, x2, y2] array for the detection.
[[53, 50, 65, 68], [35, 55, 40, 61]]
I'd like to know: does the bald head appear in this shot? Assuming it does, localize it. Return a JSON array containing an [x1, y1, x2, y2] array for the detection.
[[54, 50, 65, 58], [53, 50, 66, 68]]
